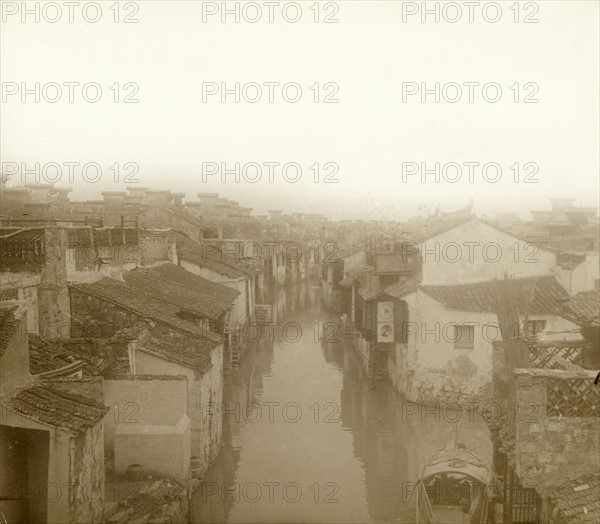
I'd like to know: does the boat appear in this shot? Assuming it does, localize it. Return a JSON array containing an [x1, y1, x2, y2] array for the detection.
[[415, 442, 491, 524]]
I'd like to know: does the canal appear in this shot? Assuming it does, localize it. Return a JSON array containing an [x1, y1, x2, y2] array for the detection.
[[192, 285, 492, 524]]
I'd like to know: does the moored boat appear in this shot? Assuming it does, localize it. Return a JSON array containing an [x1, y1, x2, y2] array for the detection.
[[415, 442, 491, 524]]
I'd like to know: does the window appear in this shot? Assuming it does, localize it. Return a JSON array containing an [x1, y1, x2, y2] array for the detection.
[[525, 320, 546, 339], [454, 325, 475, 349]]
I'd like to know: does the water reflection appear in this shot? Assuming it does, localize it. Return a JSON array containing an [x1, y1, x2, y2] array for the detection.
[[193, 285, 491, 524]]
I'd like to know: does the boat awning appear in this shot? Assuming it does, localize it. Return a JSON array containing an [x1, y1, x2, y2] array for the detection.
[[421, 446, 491, 485]]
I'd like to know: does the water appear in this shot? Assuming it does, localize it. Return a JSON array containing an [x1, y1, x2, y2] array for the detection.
[[192, 285, 492, 524]]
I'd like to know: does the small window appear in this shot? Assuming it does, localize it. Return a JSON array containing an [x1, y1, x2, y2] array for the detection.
[[454, 325, 474, 349], [525, 320, 546, 339]]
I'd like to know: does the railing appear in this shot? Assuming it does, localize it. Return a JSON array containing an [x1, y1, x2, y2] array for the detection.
[[514, 369, 600, 418], [0, 232, 46, 270], [514, 368, 600, 417], [507, 471, 541, 524], [529, 341, 584, 369], [546, 376, 600, 417]]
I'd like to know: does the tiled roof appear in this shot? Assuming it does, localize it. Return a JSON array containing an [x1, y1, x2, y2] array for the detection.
[[385, 278, 420, 299], [28, 335, 85, 376], [71, 278, 205, 336], [356, 275, 419, 302], [420, 275, 569, 315], [138, 336, 212, 373], [0, 304, 27, 356], [27, 336, 111, 377], [71, 263, 237, 336], [548, 474, 600, 524], [178, 237, 255, 279], [560, 290, 600, 325], [70, 278, 221, 343], [122, 263, 239, 319], [10, 384, 108, 434]]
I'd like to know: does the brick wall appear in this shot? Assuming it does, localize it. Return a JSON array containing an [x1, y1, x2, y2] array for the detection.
[[39, 229, 71, 339], [70, 423, 105, 524], [514, 370, 600, 490]]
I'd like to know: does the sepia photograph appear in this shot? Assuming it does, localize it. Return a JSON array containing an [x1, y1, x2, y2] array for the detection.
[[0, 1, 599, 523]]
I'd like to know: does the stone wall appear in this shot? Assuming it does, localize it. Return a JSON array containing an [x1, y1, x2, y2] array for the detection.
[[514, 370, 600, 490], [39, 229, 71, 339], [69, 423, 105, 523]]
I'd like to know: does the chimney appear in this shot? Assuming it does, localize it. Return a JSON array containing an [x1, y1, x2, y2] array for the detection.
[[171, 192, 185, 207], [102, 191, 127, 208], [143, 189, 171, 207]]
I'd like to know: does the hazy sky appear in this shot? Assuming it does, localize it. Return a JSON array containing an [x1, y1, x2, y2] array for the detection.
[[2, 1, 599, 219]]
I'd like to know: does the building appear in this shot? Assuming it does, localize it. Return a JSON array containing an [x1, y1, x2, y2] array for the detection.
[[1, 302, 109, 524], [0, 225, 178, 339], [68, 263, 238, 479], [487, 284, 600, 524], [338, 218, 591, 403], [391, 275, 580, 403]]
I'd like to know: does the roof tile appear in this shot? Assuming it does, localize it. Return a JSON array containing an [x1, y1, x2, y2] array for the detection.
[[560, 290, 600, 325], [10, 383, 108, 434], [420, 275, 569, 315], [548, 474, 600, 524], [0, 304, 27, 357]]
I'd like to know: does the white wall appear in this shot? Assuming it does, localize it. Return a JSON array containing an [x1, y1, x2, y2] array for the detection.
[[114, 414, 191, 482], [135, 345, 224, 477], [399, 291, 495, 401], [421, 219, 557, 285], [393, 289, 580, 402], [103, 378, 188, 453], [557, 252, 600, 294]]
